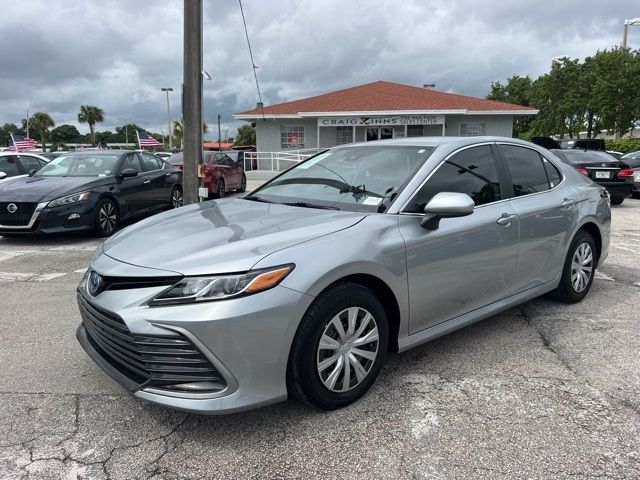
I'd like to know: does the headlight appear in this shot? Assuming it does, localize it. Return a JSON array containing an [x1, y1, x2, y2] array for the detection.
[[149, 264, 294, 306], [47, 191, 90, 208]]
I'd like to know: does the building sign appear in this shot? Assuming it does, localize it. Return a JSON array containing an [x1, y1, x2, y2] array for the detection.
[[318, 115, 444, 127]]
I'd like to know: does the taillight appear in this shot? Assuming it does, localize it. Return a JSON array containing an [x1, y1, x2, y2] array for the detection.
[[576, 167, 589, 176], [617, 168, 634, 178]]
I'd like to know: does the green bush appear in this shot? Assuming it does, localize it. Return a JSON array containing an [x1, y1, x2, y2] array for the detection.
[[604, 138, 640, 153]]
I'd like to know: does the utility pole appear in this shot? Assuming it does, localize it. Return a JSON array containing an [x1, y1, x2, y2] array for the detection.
[[26, 109, 29, 138], [217, 114, 222, 151], [183, 0, 203, 205], [623, 18, 640, 49], [161, 87, 174, 150]]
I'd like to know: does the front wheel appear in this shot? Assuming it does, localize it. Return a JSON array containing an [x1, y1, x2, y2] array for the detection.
[[170, 186, 183, 209], [550, 230, 596, 303], [94, 198, 119, 237], [287, 282, 388, 410]]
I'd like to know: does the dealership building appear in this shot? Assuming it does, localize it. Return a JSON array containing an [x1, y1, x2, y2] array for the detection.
[[234, 81, 538, 153]]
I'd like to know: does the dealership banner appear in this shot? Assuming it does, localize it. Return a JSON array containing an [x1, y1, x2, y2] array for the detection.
[[318, 115, 444, 127]]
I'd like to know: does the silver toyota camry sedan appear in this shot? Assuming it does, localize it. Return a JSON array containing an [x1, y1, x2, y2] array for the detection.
[[76, 136, 610, 414]]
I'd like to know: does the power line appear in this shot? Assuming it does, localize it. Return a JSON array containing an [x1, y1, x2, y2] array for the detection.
[[238, 0, 265, 120]]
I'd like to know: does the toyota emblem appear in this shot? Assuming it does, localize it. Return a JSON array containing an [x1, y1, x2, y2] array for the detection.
[[88, 271, 104, 296], [7, 203, 17, 214]]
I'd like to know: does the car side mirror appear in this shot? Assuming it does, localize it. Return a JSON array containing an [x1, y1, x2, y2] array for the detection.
[[0, 172, 6, 180], [421, 192, 475, 230], [118, 168, 138, 179], [28, 169, 37, 177]]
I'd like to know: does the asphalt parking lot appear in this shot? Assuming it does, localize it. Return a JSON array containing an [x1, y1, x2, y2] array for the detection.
[[0, 196, 639, 480]]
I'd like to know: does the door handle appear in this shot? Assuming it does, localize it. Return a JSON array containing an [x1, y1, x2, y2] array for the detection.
[[496, 213, 518, 226], [561, 198, 576, 208], [143, 179, 151, 184], [165, 172, 171, 176]]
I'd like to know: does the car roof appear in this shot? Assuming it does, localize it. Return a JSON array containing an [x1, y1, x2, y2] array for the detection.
[[0, 151, 49, 160], [335, 135, 538, 149]]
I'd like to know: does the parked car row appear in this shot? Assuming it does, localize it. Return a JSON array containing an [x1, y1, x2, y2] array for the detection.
[[0, 151, 183, 236]]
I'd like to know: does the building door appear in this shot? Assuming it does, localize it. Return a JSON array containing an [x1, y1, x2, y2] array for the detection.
[[365, 127, 394, 141]]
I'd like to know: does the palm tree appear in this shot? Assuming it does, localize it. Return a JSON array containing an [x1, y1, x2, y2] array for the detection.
[[29, 112, 55, 152], [78, 105, 105, 147], [172, 119, 209, 149]]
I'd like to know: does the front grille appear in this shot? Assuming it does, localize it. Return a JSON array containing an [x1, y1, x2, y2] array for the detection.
[[78, 294, 226, 393], [0, 202, 37, 226]]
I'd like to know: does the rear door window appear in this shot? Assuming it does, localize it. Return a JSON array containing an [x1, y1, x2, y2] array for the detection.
[[0, 156, 20, 176], [17, 155, 43, 173], [405, 145, 502, 212], [121, 154, 143, 173], [499, 145, 550, 196]]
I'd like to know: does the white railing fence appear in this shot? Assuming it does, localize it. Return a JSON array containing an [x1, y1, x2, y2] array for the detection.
[[243, 148, 318, 171]]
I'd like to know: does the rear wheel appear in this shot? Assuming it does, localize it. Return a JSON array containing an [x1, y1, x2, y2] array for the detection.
[[287, 282, 388, 410], [550, 230, 596, 303], [610, 196, 625, 205], [94, 198, 119, 237], [238, 174, 247, 193]]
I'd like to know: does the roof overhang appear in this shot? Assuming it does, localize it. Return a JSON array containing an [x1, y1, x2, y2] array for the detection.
[[234, 108, 538, 120]]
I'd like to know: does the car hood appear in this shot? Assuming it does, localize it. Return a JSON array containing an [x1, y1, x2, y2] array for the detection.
[[102, 198, 368, 275], [0, 175, 110, 202]]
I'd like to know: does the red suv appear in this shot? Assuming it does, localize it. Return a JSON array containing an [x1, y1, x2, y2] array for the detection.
[[168, 151, 246, 198]]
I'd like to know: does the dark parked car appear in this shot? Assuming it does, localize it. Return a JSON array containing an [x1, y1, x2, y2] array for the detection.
[[0, 152, 49, 181], [169, 150, 246, 198], [552, 149, 634, 205], [0, 150, 182, 236], [620, 150, 640, 197]]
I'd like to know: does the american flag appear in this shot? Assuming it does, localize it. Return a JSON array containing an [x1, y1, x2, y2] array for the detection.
[[137, 131, 162, 148], [10, 133, 38, 151]]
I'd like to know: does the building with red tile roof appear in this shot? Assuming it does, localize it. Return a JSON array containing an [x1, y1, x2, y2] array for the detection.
[[234, 81, 537, 152]]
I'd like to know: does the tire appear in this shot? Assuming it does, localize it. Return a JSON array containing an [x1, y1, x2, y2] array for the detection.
[[610, 196, 624, 205], [214, 179, 225, 199], [170, 185, 183, 209], [631, 191, 640, 199], [238, 174, 247, 193], [287, 282, 389, 410], [549, 230, 596, 303], [94, 198, 119, 237]]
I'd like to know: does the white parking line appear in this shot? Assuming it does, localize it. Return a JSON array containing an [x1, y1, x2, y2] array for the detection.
[[595, 271, 615, 282], [0, 271, 67, 282], [50, 244, 100, 252], [74, 268, 87, 273], [0, 250, 36, 262]]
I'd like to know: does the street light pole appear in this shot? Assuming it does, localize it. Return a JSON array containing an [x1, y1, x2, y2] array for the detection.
[[161, 87, 174, 150], [183, 0, 203, 206], [623, 18, 640, 48]]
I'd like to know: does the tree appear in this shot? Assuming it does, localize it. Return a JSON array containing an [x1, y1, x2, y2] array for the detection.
[[0, 123, 22, 147], [487, 75, 534, 138], [50, 124, 81, 143], [77, 105, 105, 146], [235, 124, 256, 145], [172, 119, 209, 149], [29, 112, 55, 151]]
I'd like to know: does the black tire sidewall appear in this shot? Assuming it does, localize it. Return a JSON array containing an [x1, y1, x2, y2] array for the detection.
[[94, 198, 118, 237], [610, 196, 624, 205], [217, 179, 225, 198], [287, 282, 389, 410], [239, 174, 247, 192], [555, 231, 596, 303]]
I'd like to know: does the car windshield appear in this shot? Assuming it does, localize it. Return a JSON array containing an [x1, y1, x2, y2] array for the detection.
[[35, 154, 120, 177], [248, 146, 435, 212]]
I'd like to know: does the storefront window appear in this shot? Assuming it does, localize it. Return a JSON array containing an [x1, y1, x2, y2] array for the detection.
[[460, 123, 485, 136], [336, 126, 353, 144], [280, 126, 305, 149], [407, 125, 424, 137]]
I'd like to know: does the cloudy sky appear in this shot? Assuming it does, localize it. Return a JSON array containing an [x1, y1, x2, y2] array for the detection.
[[0, 0, 637, 139]]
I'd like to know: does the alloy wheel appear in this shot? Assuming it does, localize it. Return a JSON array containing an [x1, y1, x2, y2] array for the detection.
[[98, 202, 117, 234], [571, 242, 593, 293], [316, 307, 379, 392], [171, 188, 183, 208]]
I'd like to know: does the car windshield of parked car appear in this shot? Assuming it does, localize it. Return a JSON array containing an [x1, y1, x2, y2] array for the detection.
[[249, 146, 435, 211], [35, 154, 120, 177]]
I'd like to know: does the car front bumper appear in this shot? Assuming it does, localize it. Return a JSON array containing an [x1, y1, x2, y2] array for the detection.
[[0, 201, 95, 235], [75, 255, 314, 414]]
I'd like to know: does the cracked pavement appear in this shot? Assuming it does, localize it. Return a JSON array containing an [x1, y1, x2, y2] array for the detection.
[[0, 199, 639, 479]]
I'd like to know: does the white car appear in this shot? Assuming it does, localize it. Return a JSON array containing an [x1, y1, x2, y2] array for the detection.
[[0, 152, 49, 182]]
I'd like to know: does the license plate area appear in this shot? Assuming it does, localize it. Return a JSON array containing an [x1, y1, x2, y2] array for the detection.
[[594, 171, 611, 179]]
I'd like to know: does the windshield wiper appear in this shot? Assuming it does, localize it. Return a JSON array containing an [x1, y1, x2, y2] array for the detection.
[[282, 201, 339, 210], [245, 195, 273, 204]]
